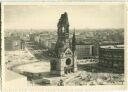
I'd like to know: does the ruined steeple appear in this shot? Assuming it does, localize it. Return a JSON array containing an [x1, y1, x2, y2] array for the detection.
[[55, 12, 70, 57], [57, 12, 69, 39], [50, 12, 77, 76]]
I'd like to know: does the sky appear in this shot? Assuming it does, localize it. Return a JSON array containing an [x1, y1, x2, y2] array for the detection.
[[4, 4, 124, 30]]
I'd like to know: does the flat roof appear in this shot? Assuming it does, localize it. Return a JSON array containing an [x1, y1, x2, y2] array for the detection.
[[100, 45, 124, 49]]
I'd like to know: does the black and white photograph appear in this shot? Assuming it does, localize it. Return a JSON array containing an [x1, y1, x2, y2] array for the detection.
[[3, 3, 125, 88]]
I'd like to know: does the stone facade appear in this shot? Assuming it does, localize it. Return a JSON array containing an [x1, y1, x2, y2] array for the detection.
[[50, 12, 77, 76]]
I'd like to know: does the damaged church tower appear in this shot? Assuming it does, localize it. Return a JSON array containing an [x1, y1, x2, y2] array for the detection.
[[50, 12, 77, 76]]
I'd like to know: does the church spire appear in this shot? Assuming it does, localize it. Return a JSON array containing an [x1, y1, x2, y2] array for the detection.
[[72, 29, 76, 53]]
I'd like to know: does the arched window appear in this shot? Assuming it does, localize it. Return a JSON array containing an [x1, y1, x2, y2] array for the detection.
[[66, 58, 71, 65], [62, 27, 65, 33]]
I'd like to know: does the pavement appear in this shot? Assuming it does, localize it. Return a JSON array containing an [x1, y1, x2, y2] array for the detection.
[[13, 61, 50, 74]]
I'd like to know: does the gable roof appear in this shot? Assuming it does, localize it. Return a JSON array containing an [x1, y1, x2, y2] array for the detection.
[[64, 48, 73, 55]]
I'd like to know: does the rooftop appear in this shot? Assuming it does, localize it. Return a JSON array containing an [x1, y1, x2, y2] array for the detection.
[[100, 45, 124, 49], [5, 36, 21, 41]]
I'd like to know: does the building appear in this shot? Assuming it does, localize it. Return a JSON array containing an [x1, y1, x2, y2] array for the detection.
[[39, 38, 57, 49], [99, 45, 124, 73], [4, 36, 25, 51], [76, 44, 93, 59], [50, 12, 77, 76]]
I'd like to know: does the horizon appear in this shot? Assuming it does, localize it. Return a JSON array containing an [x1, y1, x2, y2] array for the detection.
[[5, 28, 124, 32]]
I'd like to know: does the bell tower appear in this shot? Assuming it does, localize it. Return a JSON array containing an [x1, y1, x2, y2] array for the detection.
[[50, 12, 77, 76]]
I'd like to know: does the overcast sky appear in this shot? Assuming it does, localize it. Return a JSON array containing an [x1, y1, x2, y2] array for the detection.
[[4, 4, 124, 30]]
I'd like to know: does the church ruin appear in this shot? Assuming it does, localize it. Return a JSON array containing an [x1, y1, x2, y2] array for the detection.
[[50, 12, 77, 76]]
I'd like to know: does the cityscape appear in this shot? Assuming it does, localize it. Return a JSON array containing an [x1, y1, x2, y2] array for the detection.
[[4, 5, 124, 86]]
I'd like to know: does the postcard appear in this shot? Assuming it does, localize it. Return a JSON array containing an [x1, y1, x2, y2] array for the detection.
[[1, 2, 127, 92]]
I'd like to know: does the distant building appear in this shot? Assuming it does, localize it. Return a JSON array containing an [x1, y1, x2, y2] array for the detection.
[[29, 33, 35, 42], [30, 33, 57, 49], [4, 37, 25, 51], [21, 40, 26, 50], [34, 35, 40, 43], [76, 35, 85, 42], [38, 36, 57, 49], [76, 44, 93, 59], [99, 45, 124, 73]]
